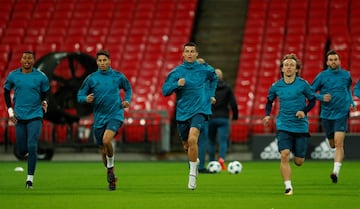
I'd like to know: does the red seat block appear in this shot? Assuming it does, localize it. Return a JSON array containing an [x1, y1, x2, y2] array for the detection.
[[230, 121, 250, 143]]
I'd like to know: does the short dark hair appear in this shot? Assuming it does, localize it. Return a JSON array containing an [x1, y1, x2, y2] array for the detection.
[[23, 51, 35, 58], [96, 50, 110, 59], [183, 42, 198, 52], [326, 50, 339, 59]]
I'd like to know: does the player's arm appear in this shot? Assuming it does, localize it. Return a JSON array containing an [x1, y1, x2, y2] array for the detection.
[[4, 88, 16, 123], [347, 76, 356, 110], [162, 71, 181, 96], [263, 86, 276, 126], [77, 76, 92, 103], [121, 76, 132, 108], [263, 98, 274, 126], [41, 90, 49, 113]]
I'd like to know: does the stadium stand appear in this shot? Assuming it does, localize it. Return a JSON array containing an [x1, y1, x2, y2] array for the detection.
[[232, 0, 360, 143], [0, 0, 197, 149]]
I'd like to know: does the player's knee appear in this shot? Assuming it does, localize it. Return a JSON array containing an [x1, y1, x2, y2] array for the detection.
[[280, 150, 290, 159], [28, 144, 37, 154], [294, 158, 304, 166]]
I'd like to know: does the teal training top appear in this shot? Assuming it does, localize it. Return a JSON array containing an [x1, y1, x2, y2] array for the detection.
[[311, 67, 354, 120], [266, 77, 316, 133], [77, 68, 132, 128], [4, 68, 50, 120], [162, 61, 217, 121]]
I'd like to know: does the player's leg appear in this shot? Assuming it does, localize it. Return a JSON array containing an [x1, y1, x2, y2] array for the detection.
[[329, 131, 344, 183], [103, 129, 117, 190], [188, 127, 199, 165], [197, 121, 209, 172], [178, 122, 190, 153], [177, 120, 199, 189], [293, 135, 308, 167], [25, 119, 42, 189], [187, 127, 200, 189], [207, 120, 217, 162], [103, 119, 122, 190], [330, 116, 347, 183], [15, 123, 28, 158], [327, 138, 335, 148], [103, 129, 116, 167], [217, 118, 230, 170], [322, 119, 335, 148], [277, 131, 293, 195], [100, 146, 107, 168]]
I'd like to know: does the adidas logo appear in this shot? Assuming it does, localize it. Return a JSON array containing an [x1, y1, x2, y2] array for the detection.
[[260, 138, 293, 160], [310, 138, 335, 159]]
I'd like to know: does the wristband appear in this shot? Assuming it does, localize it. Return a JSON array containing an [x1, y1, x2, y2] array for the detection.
[[8, 107, 14, 118]]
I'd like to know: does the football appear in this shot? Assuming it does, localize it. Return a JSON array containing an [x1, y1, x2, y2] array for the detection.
[[227, 161, 243, 174], [207, 161, 222, 173]]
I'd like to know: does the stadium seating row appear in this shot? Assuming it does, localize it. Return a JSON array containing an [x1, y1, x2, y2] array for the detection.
[[0, 0, 197, 145], [232, 0, 360, 142]]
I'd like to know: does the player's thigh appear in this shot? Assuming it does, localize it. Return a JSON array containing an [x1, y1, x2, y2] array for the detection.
[[334, 115, 349, 132], [321, 119, 335, 139], [294, 136, 308, 158], [276, 131, 293, 152]]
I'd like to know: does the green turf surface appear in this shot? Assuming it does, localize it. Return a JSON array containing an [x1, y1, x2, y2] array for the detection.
[[1, 160, 359, 209]]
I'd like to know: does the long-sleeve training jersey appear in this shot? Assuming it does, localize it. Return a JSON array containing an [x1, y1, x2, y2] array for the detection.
[[265, 77, 316, 133], [77, 68, 132, 128], [311, 67, 354, 120], [162, 61, 217, 121]]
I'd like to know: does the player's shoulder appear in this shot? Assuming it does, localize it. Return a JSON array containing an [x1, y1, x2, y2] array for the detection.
[[297, 77, 311, 84], [34, 68, 48, 77], [168, 65, 182, 75], [271, 79, 283, 87], [9, 68, 21, 74], [111, 69, 124, 76]]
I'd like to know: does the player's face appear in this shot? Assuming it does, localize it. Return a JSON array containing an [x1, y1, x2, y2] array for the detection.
[[20, 53, 34, 70], [281, 59, 298, 77], [96, 55, 111, 71], [182, 46, 198, 63], [327, 54, 340, 70]]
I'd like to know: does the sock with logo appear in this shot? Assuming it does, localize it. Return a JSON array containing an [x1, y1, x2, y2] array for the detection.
[[332, 162, 342, 176], [189, 161, 198, 176], [284, 180, 292, 189], [106, 155, 114, 168]]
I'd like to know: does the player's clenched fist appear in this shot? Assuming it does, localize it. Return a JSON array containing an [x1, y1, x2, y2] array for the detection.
[[178, 78, 185, 86]]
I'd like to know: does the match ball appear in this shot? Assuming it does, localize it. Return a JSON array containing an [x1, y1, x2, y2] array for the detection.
[[227, 161, 242, 174], [207, 161, 222, 173]]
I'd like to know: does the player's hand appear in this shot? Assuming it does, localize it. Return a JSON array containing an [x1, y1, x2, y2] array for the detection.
[[323, 93, 331, 102], [122, 101, 130, 108], [86, 93, 94, 103], [42, 101, 48, 113], [178, 78, 185, 86], [210, 97, 216, 104], [8, 107, 17, 124], [263, 116, 271, 127], [296, 111, 305, 119]]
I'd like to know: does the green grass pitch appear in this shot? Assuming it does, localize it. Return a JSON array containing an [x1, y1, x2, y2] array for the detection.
[[1, 160, 359, 209]]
